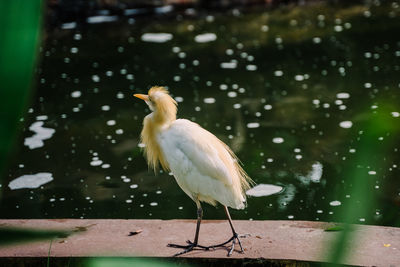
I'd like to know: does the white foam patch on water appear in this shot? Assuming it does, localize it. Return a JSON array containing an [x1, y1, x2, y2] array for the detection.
[[155, 5, 173, 14], [272, 137, 284, 144], [24, 121, 55, 149], [247, 122, 260, 128], [9, 172, 53, 190], [61, 22, 77, 29], [294, 75, 304, 81], [233, 103, 241, 109], [339, 121, 353, 128], [246, 184, 283, 197], [336, 92, 350, 99], [227, 91, 237, 98], [101, 105, 110, 111], [107, 120, 116, 126], [194, 33, 217, 43], [36, 115, 48, 121], [330, 200, 341, 206], [246, 65, 257, 71], [71, 91, 81, 98], [203, 97, 216, 104], [87, 15, 118, 24], [264, 104, 272, 110], [220, 62, 237, 69], [141, 33, 173, 43]]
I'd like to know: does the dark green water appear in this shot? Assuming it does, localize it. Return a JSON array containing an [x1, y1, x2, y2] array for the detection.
[[1, 2, 400, 226]]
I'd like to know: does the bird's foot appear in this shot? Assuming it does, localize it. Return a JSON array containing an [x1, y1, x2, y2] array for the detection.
[[168, 233, 245, 257], [167, 240, 210, 256], [208, 232, 244, 256]]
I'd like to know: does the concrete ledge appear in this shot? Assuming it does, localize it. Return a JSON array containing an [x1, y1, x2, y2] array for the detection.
[[0, 219, 399, 266]]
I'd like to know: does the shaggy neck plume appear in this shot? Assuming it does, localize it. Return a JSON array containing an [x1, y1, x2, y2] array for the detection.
[[140, 86, 177, 172]]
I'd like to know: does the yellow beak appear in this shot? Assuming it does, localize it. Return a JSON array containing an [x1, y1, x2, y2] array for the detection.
[[134, 94, 149, 101]]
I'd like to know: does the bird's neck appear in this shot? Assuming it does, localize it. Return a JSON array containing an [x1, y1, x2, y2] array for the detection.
[[141, 112, 171, 172], [152, 109, 176, 127]]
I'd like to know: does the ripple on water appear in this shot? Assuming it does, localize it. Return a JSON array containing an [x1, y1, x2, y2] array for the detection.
[[313, 37, 321, 44], [174, 96, 184, 102]]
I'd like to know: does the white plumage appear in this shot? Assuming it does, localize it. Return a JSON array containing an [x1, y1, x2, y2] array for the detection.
[[158, 119, 246, 209], [134, 86, 253, 256]]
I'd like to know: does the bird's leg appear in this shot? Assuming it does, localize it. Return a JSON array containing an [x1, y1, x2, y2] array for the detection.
[[207, 206, 244, 256], [167, 201, 209, 256], [224, 205, 244, 255]]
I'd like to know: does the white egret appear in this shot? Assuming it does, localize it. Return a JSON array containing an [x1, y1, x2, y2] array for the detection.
[[134, 86, 253, 256]]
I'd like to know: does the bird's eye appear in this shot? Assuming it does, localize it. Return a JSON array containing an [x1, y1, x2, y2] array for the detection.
[[148, 96, 153, 102]]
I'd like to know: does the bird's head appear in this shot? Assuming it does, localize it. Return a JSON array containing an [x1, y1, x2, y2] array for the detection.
[[134, 86, 177, 123]]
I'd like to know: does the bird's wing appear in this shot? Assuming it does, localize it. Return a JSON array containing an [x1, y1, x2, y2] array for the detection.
[[161, 119, 234, 186]]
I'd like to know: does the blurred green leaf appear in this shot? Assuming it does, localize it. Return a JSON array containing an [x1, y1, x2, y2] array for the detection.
[[0, 0, 42, 182], [328, 103, 400, 264], [324, 226, 344, 232], [0, 227, 70, 247], [85, 258, 186, 267]]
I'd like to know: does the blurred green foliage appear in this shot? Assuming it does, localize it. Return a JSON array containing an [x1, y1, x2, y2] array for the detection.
[[86, 258, 186, 267], [328, 103, 400, 264], [0, 0, 42, 183], [0, 227, 69, 247]]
